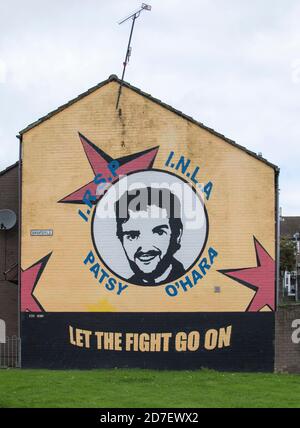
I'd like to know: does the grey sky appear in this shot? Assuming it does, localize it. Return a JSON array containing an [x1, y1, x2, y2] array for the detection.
[[0, 0, 299, 214]]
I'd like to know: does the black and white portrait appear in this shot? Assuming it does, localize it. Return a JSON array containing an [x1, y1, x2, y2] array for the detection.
[[114, 186, 185, 285], [92, 170, 208, 286]]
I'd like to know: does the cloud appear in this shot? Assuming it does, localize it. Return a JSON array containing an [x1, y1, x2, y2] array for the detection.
[[291, 59, 300, 84], [0, 0, 299, 214], [0, 59, 7, 83]]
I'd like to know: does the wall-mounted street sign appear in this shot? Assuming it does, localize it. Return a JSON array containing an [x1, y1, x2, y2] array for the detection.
[[30, 229, 53, 236]]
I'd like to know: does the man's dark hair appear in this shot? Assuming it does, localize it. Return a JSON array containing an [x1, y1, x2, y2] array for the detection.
[[115, 187, 183, 251]]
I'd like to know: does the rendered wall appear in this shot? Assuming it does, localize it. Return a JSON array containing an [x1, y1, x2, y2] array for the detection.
[[20, 80, 276, 370]]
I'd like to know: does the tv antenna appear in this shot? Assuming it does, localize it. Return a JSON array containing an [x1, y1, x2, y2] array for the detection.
[[116, 3, 152, 110]]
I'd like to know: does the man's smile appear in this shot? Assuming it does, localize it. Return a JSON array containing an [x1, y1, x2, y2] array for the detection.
[[137, 254, 157, 263], [135, 250, 161, 264]]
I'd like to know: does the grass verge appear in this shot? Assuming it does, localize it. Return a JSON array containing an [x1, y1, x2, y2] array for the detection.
[[0, 368, 299, 408]]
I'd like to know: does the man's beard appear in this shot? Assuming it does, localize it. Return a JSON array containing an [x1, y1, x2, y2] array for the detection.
[[128, 244, 176, 284]]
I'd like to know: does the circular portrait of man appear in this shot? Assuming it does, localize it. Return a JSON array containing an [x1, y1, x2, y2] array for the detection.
[[92, 170, 208, 286]]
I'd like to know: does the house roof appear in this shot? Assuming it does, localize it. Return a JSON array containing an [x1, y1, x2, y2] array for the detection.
[[0, 161, 19, 177], [18, 74, 279, 172], [281, 216, 300, 237]]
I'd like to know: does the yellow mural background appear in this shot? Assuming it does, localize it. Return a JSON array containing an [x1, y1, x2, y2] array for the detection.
[[21, 80, 276, 312]]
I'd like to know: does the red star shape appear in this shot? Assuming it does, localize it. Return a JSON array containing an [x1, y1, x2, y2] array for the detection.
[[219, 237, 275, 312], [59, 132, 159, 204], [21, 253, 51, 312]]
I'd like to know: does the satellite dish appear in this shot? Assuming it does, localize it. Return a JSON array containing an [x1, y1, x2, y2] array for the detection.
[[0, 209, 17, 231]]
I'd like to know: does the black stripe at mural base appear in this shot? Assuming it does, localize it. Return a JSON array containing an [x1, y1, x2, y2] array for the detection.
[[21, 312, 274, 371]]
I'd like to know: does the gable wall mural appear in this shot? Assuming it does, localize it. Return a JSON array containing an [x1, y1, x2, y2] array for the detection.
[[20, 80, 277, 370]]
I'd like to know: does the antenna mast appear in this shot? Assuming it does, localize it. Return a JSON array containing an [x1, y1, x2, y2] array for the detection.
[[116, 3, 151, 110]]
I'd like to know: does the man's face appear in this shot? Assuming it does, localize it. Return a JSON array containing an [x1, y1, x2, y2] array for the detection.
[[120, 206, 173, 276]]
